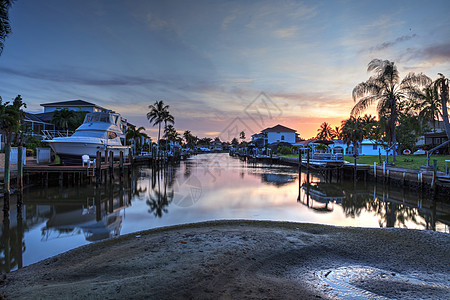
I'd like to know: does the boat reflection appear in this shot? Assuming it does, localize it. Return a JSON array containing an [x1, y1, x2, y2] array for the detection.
[[300, 181, 346, 213]]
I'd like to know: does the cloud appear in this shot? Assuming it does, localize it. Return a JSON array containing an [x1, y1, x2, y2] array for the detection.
[[368, 34, 417, 52], [274, 26, 298, 38], [0, 66, 165, 87]]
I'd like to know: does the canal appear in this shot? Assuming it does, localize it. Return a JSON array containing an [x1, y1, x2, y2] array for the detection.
[[1, 153, 449, 272]]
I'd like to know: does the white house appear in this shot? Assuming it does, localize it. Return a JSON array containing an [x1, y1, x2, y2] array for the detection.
[[259, 124, 297, 145], [329, 139, 391, 156]]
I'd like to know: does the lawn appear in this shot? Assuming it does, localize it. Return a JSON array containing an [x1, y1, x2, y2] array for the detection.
[[280, 154, 450, 170]]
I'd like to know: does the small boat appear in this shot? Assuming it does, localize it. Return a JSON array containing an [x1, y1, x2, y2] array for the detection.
[[44, 111, 130, 164]]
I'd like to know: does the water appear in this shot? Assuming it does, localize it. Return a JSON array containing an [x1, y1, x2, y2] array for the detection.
[[1, 153, 449, 272]]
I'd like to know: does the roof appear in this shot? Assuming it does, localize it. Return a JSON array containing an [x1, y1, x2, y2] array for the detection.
[[24, 112, 53, 124], [293, 139, 316, 145], [424, 132, 448, 138], [261, 124, 296, 133], [40, 100, 100, 108]]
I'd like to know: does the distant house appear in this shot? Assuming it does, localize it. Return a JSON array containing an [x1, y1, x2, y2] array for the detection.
[[40, 100, 108, 114], [329, 139, 391, 156], [256, 124, 297, 145], [423, 132, 449, 154]]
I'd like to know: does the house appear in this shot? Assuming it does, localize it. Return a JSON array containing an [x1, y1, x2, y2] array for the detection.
[[40, 100, 108, 114], [258, 124, 297, 145], [329, 139, 391, 156], [423, 132, 449, 154]]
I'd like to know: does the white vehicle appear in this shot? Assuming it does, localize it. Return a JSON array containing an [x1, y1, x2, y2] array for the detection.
[[44, 111, 130, 164]]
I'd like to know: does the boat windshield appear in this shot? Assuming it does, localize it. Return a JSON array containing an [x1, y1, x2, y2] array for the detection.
[[72, 131, 107, 138], [84, 113, 119, 124]]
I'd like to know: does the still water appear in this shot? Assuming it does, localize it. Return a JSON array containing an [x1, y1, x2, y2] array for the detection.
[[1, 153, 449, 272]]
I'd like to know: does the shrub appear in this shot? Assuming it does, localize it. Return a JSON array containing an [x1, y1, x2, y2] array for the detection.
[[277, 146, 292, 155]]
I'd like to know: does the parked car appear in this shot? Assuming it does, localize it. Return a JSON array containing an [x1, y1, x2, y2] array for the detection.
[[413, 148, 426, 155]]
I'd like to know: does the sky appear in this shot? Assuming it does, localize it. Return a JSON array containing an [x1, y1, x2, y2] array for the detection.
[[0, 0, 449, 141]]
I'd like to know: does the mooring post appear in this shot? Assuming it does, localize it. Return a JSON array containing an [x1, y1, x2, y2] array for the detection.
[[17, 145, 23, 191], [432, 159, 438, 190], [374, 162, 377, 180], [109, 151, 114, 181], [120, 151, 124, 179], [402, 172, 406, 186]]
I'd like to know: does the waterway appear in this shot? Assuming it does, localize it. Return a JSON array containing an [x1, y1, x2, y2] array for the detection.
[[1, 153, 449, 272]]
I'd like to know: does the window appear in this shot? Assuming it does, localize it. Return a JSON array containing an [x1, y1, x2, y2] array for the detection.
[[108, 132, 117, 139], [281, 135, 285, 140], [373, 145, 377, 150]]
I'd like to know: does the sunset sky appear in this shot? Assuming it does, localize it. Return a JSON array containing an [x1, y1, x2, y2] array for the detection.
[[0, 0, 449, 140]]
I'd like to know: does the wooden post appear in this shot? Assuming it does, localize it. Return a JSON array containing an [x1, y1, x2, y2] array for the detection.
[[17, 146, 23, 191], [59, 172, 63, 186], [104, 149, 108, 164], [3, 145, 11, 208], [119, 151, 124, 178], [96, 151, 101, 186], [110, 151, 114, 181]]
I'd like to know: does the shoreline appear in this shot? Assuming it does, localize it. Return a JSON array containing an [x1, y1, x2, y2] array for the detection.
[[0, 220, 448, 299]]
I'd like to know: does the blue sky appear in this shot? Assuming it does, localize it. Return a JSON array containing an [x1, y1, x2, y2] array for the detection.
[[1, 0, 449, 139]]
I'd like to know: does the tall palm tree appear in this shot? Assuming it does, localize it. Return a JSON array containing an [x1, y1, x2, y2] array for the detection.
[[352, 59, 431, 161], [316, 122, 334, 140], [164, 124, 179, 146], [52, 108, 76, 135], [147, 100, 170, 154], [433, 73, 450, 139], [0, 0, 14, 55], [416, 85, 441, 132]]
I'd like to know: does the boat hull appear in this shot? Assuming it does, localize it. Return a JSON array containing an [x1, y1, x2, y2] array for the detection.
[[45, 141, 130, 164]]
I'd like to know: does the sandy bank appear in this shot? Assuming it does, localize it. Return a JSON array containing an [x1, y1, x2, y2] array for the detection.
[[0, 220, 449, 299]]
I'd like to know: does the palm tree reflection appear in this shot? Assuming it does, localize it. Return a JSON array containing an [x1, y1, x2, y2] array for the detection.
[[146, 165, 176, 218]]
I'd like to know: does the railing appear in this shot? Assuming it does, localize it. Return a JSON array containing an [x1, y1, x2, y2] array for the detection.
[[41, 130, 74, 140]]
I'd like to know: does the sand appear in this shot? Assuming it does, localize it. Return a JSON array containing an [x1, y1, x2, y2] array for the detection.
[[0, 220, 449, 299]]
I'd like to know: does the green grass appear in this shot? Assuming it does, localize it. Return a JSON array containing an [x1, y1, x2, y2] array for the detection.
[[280, 154, 450, 170]]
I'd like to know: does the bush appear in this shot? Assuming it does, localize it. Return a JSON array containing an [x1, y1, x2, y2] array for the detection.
[[277, 146, 292, 155]]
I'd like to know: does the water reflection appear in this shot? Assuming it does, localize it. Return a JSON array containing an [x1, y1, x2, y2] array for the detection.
[[0, 153, 448, 272]]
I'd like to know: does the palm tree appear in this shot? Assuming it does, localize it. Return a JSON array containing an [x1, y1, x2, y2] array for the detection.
[[0, 95, 25, 197], [52, 108, 76, 135], [332, 126, 342, 140], [417, 86, 440, 131], [352, 59, 431, 161], [316, 122, 334, 140], [0, 0, 14, 55], [126, 125, 148, 153], [341, 117, 365, 181], [433, 73, 450, 139], [161, 110, 174, 151], [147, 101, 170, 154], [164, 124, 180, 147]]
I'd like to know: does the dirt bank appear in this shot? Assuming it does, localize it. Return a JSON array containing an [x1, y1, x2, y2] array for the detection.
[[0, 220, 449, 299]]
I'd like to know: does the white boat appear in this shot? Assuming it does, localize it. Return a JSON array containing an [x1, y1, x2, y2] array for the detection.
[[44, 111, 130, 164]]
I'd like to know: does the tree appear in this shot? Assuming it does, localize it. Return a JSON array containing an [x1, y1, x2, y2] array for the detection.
[[352, 59, 430, 161], [162, 110, 174, 151], [433, 73, 450, 139], [164, 124, 180, 145], [239, 131, 245, 140], [332, 126, 342, 140], [52, 108, 76, 135], [231, 137, 239, 146], [341, 117, 365, 181], [316, 122, 334, 140], [0, 0, 14, 55], [147, 101, 170, 154], [126, 125, 148, 153], [0, 95, 25, 197]]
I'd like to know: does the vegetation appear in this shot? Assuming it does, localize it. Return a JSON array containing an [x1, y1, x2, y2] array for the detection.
[[0, 0, 14, 55], [351, 59, 431, 161], [51, 108, 76, 134], [316, 122, 335, 140], [343, 155, 450, 170], [126, 125, 149, 153], [277, 146, 291, 155], [147, 100, 172, 153]]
